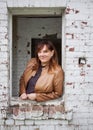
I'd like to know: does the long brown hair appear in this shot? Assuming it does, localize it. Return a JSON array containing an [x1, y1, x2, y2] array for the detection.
[[35, 40, 58, 72]]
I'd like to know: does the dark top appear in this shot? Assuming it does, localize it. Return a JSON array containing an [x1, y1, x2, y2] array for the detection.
[[26, 66, 42, 94]]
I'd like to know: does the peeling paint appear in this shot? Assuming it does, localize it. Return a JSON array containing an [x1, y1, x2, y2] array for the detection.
[[27, 42, 30, 47], [5, 34, 8, 39], [27, 50, 30, 54], [38, 33, 41, 36]]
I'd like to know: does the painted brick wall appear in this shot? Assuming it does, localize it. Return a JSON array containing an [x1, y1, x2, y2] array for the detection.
[[0, 0, 93, 130]]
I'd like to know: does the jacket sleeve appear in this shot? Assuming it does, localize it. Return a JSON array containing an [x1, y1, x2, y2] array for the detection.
[[35, 67, 64, 102], [19, 58, 37, 95]]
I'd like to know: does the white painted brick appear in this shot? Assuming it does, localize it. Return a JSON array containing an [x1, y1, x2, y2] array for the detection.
[[34, 120, 68, 125], [17, 0, 29, 7], [89, 95, 93, 102], [65, 75, 85, 83], [72, 118, 89, 125], [0, 77, 8, 84], [13, 112, 25, 120], [10, 126, 20, 130], [56, 125, 74, 130], [0, 39, 8, 45], [28, 126, 39, 130], [5, 119, 14, 125], [20, 126, 29, 130], [6, 0, 13, 7], [24, 120, 34, 125], [40, 125, 55, 130], [12, 0, 19, 7], [0, 45, 8, 51], [73, 106, 92, 113], [84, 86, 93, 94], [65, 100, 91, 110], [0, 1, 6, 8], [88, 125, 93, 130], [0, 64, 8, 71], [1, 126, 8, 130], [0, 119, 4, 125], [0, 14, 7, 20], [0, 27, 7, 33], [66, 51, 86, 58], [0, 52, 8, 59], [15, 120, 24, 125], [65, 94, 89, 101], [88, 119, 93, 124], [0, 8, 7, 14], [73, 112, 90, 119], [66, 39, 84, 46], [0, 34, 7, 40], [66, 13, 89, 21], [78, 125, 89, 130], [79, 45, 93, 52]]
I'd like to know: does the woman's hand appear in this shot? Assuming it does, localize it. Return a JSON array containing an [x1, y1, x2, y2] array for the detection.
[[20, 93, 27, 100], [27, 93, 36, 100]]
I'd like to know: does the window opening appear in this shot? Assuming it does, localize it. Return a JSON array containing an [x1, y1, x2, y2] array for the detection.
[[12, 15, 62, 97]]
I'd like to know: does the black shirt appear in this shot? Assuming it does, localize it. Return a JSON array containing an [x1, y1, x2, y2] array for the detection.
[[26, 66, 42, 94]]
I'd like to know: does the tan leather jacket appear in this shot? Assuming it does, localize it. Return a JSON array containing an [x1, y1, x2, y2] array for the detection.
[[19, 58, 64, 102]]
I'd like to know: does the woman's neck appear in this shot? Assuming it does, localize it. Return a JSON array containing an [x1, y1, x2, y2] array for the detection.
[[41, 62, 49, 67]]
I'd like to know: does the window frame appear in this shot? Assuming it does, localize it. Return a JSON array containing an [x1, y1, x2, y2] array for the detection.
[[8, 7, 66, 102]]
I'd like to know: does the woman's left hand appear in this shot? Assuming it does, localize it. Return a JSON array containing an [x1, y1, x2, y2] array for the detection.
[[27, 93, 36, 100]]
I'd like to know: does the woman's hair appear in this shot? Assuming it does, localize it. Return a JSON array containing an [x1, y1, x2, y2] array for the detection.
[[35, 40, 58, 72]]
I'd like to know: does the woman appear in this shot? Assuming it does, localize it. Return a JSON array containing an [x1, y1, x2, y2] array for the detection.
[[19, 40, 64, 102]]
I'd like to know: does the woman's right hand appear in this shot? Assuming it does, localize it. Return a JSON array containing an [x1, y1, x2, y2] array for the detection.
[[20, 93, 27, 100]]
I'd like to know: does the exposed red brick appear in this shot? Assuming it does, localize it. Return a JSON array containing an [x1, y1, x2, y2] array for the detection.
[[80, 73, 85, 76], [49, 105, 56, 114], [20, 107, 27, 112], [69, 47, 75, 51], [66, 7, 79, 14], [26, 105, 32, 111], [66, 7, 74, 14], [81, 21, 87, 25], [75, 10, 79, 14], [66, 45, 69, 48], [66, 83, 73, 85], [32, 105, 43, 111], [43, 105, 49, 114], [72, 34, 74, 39], [13, 107, 19, 116], [48, 104, 65, 117], [66, 33, 74, 39], [5, 34, 8, 39], [79, 64, 84, 67], [87, 64, 91, 67], [55, 105, 65, 113]]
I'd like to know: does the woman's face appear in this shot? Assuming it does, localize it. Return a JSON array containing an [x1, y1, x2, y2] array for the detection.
[[37, 45, 54, 66]]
